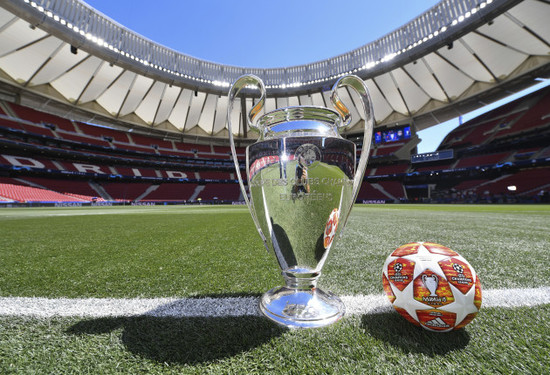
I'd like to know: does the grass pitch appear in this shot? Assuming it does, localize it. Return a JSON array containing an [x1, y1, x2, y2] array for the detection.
[[0, 204, 549, 373]]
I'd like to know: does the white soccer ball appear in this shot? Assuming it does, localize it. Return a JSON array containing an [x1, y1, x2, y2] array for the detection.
[[382, 242, 482, 332]]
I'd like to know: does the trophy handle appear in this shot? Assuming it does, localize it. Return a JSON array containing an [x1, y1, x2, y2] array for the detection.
[[330, 75, 375, 218], [227, 74, 268, 244]]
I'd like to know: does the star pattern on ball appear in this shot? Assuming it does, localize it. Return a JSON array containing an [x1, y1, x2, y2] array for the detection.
[[390, 282, 429, 322], [440, 283, 479, 325], [411, 245, 450, 280], [382, 242, 482, 331]]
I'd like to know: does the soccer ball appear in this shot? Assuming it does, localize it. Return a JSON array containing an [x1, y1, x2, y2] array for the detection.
[[382, 242, 482, 332]]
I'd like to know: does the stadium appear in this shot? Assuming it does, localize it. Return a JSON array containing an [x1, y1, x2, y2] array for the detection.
[[0, 0, 548, 373]]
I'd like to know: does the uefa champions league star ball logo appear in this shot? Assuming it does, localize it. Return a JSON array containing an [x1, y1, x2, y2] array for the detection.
[[453, 263, 464, 274], [294, 144, 321, 169], [393, 262, 403, 274]]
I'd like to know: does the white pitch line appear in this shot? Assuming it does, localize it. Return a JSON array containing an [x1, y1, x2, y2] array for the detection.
[[0, 287, 548, 319], [0, 296, 259, 319]]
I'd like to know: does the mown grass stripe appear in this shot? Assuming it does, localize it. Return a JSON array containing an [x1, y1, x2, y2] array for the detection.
[[1, 287, 548, 318]]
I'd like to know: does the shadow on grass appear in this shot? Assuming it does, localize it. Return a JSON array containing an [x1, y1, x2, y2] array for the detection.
[[361, 310, 470, 356], [66, 296, 284, 365]]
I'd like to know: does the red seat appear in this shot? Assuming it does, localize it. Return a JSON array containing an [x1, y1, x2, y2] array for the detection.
[[0, 182, 88, 202]]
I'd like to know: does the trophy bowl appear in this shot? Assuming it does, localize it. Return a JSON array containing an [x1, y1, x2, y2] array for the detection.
[[228, 75, 374, 328]]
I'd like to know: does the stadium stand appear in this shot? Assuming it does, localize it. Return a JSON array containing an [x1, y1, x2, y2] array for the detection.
[[0, 178, 87, 203], [454, 152, 511, 169], [474, 168, 550, 196], [440, 88, 550, 148], [198, 183, 241, 201], [141, 183, 199, 202], [57, 132, 112, 148], [9, 103, 74, 133], [412, 163, 455, 172], [357, 182, 387, 201], [371, 164, 409, 175], [377, 181, 407, 200], [114, 166, 159, 178], [0, 83, 549, 205], [198, 171, 233, 180], [77, 122, 130, 143], [494, 93, 550, 138], [373, 142, 406, 156], [16, 177, 102, 199]]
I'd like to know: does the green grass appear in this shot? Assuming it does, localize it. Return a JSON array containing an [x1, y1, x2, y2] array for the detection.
[[1, 306, 548, 374], [0, 204, 549, 373], [0, 206, 276, 298]]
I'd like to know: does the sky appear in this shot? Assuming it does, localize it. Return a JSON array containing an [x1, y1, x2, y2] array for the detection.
[[84, 0, 440, 67], [84, 0, 549, 152]]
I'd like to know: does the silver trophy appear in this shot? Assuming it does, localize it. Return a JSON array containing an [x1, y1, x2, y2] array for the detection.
[[228, 74, 374, 328]]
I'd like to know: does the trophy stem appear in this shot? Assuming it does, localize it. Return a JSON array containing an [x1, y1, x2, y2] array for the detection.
[[283, 270, 319, 290], [259, 271, 345, 329]]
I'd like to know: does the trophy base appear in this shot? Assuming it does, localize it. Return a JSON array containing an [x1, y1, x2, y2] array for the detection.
[[259, 286, 345, 328]]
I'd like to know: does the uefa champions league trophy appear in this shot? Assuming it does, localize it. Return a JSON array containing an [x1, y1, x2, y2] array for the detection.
[[228, 74, 374, 328]]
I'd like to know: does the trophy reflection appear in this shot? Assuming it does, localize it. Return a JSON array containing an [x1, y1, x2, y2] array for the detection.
[[292, 148, 313, 196], [228, 74, 374, 328]]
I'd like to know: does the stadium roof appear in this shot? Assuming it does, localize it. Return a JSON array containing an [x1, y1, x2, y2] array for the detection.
[[0, 0, 549, 142]]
